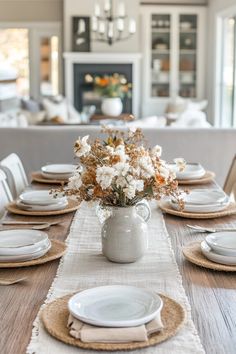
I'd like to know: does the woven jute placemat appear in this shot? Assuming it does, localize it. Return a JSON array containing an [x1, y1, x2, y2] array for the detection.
[[177, 171, 215, 185], [0, 239, 66, 268], [41, 293, 185, 351], [6, 199, 79, 217], [183, 242, 236, 272], [158, 200, 236, 219], [31, 172, 68, 185]]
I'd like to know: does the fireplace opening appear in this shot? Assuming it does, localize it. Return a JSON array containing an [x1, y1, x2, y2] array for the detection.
[[73, 63, 132, 114]]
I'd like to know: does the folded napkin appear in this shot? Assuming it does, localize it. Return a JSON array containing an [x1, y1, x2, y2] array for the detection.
[[67, 313, 164, 343]]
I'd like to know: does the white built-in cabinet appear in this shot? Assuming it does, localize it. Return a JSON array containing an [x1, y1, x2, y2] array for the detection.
[[141, 5, 207, 116]]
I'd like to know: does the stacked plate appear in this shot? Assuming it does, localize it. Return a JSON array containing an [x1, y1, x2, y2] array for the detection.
[[201, 232, 236, 265], [41, 164, 77, 180], [170, 163, 206, 181], [68, 285, 163, 328], [0, 229, 51, 262], [170, 189, 230, 213], [16, 190, 68, 211]]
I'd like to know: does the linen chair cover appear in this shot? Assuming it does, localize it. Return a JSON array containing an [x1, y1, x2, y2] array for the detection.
[[223, 155, 236, 201], [0, 169, 13, 218], [0, 153, 28, 198]]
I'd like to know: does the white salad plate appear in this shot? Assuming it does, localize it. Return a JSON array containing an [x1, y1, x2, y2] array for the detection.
[[205, 232, 236, 257], [68, 285, 163, 328], [0, 240, 51, 262], [19, 190, 67, 206], [16, 199, 68, 211], [170, 198, 230, 213], [170, 163, 206, 180], [201, 240, 236, 265]]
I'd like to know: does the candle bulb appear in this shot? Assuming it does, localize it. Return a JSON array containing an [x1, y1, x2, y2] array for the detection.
[[104, 0, 111, 12], [129, 18, 136, 34], [78, 19, 85, 34], [99, 21, 105, 34], [118, 2, 125, 17], [117, 18, 124, 32], [92, 16, 98, 31], [95, 3, 101, 17], [108, 21, 114, 38]]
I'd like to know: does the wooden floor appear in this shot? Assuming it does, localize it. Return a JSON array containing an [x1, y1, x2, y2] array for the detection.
[[0, 185, 236, 353]]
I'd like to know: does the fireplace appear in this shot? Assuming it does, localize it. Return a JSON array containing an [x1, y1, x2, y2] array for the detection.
[[64, 53, 142, 117], [74, 63, 132, 114]]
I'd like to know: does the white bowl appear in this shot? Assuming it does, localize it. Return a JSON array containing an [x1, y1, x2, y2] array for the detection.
[[68, 285, 163, 328], [170, 197, 230, 213], [205, 232, 236, 257], [41, 164, 77, 175], [201, 240, 236, 265], [19, 190, 67, 206], [16, 199, 68, 211]]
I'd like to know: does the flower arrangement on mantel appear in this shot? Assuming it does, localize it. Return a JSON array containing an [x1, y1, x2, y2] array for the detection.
[[94, 74, 132, 99], [60, 128, 185, 208]]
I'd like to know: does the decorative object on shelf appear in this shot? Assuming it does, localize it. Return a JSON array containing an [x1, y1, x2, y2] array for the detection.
[[58, 128, 185, 263], [72, 17, 90, 52], [94, 74, 131, 117], [91, 0, 136, 46]]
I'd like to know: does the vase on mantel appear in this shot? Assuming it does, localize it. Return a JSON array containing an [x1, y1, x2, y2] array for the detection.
[[101, 97, 123, 117], [101, 201, 151, 264]]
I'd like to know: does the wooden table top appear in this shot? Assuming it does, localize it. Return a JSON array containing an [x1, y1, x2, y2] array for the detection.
[[0, 182, 236, 354]]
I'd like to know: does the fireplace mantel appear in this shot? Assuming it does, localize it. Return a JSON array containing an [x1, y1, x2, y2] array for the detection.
[[63, 52, 142, 117]]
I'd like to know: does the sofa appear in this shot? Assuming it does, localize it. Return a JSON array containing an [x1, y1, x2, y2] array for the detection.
[[0, 126, 235, 186]]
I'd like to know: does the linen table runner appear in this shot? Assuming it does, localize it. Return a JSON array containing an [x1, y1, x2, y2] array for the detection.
[[27, 202, 205, 354]]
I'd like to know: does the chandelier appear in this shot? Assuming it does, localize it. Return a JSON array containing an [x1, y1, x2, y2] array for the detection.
[[91, 0, 136, 46]]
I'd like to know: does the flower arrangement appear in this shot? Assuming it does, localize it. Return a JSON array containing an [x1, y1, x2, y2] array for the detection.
[[94, 73, 131, 99], [61, 128, 185, 208]]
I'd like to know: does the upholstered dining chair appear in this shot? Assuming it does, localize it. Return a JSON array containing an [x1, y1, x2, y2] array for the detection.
[[0, 153, 28, 198], [223, 155, 236, 201], [0, 169, 13, 218]]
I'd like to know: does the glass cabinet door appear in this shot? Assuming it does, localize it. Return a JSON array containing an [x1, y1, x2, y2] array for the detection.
[[151, 14, 171, 97], [179, 14, 197, 98]]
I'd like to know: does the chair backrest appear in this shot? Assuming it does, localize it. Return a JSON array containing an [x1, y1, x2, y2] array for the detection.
[[0, 153, 28, 198], [0, 170, 13, 218], [223, 155, 236, 201]]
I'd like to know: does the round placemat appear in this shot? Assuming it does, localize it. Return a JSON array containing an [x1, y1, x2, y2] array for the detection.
[[41, 293, 185, 351], [31, 171, 68, 185], [177, 171, 215, 185], [183, 242, 236, 272], [0, 239, 66, 268], [6, 199, 79, 217], [158, 200, 236, 219]]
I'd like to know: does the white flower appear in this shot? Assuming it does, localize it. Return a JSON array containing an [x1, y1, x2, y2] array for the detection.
[[135, 179, 144, 192], [96, 166, 117, 190], [116, 176, 127, 188], [159, 166, 170, 179], [106, 146, 114, 154], [151, 145, 162, 158], [124, 184, 136, 199], [114, 145, 128, 162], [74, 135, 91, 157], [68, 172, 82, 190], [138, 156, 155, 178], [174, 158, 186, 172], [113, 162, 130, 176]]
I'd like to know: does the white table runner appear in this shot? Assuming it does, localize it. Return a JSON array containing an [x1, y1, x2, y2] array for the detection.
[[27, 202, 205, 354]]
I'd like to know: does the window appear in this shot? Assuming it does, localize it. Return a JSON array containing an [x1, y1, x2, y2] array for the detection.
[[218, 16, 236, 127], [0, 28, 29, 96]]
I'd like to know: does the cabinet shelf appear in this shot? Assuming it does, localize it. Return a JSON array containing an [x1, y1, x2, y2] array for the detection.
[[152, 29, 170, 33]]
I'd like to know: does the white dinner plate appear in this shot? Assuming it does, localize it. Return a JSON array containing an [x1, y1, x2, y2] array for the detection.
[[16, 199, 68, 211], [170, 163, 206, 180], [68, 285, 163, 328], [41, 164, 77, 175], [181, 189, 227, 205], [19, 190, 67, 206], [201, 240, 236, 265], [41, 172, 72, 180], [170, 197, 230, 213], [205, 232, 236, 257], [0, 240, 51, 262]]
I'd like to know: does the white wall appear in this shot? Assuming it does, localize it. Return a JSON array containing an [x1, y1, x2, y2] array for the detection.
[[63, 0, 140, 53], [207, 0, 236, 125]]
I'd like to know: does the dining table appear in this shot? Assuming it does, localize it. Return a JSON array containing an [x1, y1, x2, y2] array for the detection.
[[0, 180, 236, 354]]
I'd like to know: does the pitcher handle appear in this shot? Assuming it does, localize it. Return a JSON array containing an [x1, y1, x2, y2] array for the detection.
[[135, 200, 151, 222]]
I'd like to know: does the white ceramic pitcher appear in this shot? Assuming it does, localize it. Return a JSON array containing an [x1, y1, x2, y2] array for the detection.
[[101, 201, 151, 263]]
